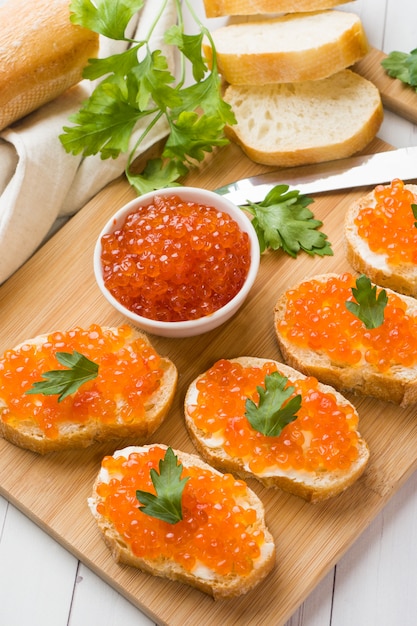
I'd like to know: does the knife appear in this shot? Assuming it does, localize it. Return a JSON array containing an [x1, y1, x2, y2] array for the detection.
[[215, 146, 417, 205]]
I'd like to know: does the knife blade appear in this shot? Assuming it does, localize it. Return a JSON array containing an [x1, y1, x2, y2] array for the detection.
[[215, 146, 417, 205]]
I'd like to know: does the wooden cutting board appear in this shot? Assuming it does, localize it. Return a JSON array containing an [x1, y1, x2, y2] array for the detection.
[[1, 49, 417, 626]]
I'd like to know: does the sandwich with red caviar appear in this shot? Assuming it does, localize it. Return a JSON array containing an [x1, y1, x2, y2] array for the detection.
[[88, 444, 276, 599], [0, 325, 177, 454], [344, 179, 417, 297], [274, 272, 417, 406], [184, 357, 369, 502]]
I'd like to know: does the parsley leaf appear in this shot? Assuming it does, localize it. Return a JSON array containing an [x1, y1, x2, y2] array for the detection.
[[243, 184, 333, 256], [412, 203, 417, 228], [381, 48, 417, 89], [136, 447, 190, 524], [60, 0, 235, 192], [25, 351, 99, 402], [345, 274, 388, 329], [245, 372, 301, 437]]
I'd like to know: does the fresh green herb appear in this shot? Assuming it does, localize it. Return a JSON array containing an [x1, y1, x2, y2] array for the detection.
[[381, 48, 417, 89], [136, 447, 190, 524], [59, 0, 235, 193], [345, 274, 388, 329], [25, 351, 99, 402], [243, 184, 333, 257], [412, 203, 417, 228], [245, 371, 301, 437]]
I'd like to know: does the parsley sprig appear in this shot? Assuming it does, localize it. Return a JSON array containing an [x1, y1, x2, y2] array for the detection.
[[381, 48, 417, 90], [136, 447, 190, 524], [25, 351, 99, 402], [60, 0, 235, 193], [245, 372, 301, 437], [412, 203, 417, 228], [243, 185, 333, 257], [345, 274, 388, 329]]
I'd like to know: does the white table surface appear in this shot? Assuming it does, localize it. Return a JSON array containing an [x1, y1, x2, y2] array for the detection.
[[1, 1, 417, 625]]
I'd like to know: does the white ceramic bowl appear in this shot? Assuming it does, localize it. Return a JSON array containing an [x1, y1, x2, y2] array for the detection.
[[94, 187, 260, 338]]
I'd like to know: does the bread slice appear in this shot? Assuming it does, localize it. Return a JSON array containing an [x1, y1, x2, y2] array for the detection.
[[274, 273, 417, 406], [203, 0, 348, 17], [184, 357, 369, 502], [0, 326, 177, 454], [344, 182, 417, 297], [88, 444, 276, 599], [203, 11, 369, 84], [222, 70, 383, 167], [0, 0, 99, 130]]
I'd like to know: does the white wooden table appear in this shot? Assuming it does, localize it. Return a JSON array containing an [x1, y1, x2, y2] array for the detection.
[[1, 1, 417, 624]]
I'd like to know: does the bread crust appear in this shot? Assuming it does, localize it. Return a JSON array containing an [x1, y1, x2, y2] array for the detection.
[[223, 71, 383, 167], [203, 11, 369, 85], [344, 184, 417, 297], [274, 274, 417, 407], [203, 0, 348, 17], [89, 444, 276, 599], [184, 357, 369, 502], [0, 0, 99, 130], [0, 326, 178, 454]]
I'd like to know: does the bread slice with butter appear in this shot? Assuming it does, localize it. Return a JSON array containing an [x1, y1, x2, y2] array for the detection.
[[0, 325, 178, 454], [88, 444, 276, 599], [202, 0, 348, 17], [184, 357, 369, 502]]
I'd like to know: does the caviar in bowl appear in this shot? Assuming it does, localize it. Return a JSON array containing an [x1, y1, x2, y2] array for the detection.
[[94, 187, 260, 338]]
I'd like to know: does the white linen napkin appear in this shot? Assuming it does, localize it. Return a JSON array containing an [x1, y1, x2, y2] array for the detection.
[[0, 0, 177, 285]]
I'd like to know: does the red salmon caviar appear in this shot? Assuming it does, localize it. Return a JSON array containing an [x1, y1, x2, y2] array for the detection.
[[100, 195, 251, 322], [355, 179, 417, 265], [187, 359, 360, 473], [277, 273, 417, 372], [95, 446, 266, 577], [0, 325, 165, 439]]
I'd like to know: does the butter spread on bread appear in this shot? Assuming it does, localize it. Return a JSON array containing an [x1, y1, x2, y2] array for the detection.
[[274, 273, 417, 406], [344, 180, 417, 297], [184, 357, 369, 502], [0, 0, 98, 131], [88, 444, 276, 599], [0, 325, 177, 454]]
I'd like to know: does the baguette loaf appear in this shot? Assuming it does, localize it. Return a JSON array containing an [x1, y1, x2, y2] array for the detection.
[[202, 0, 348, 17], [344, 180, 417, 297], [88, 444, 276, 599], [0, 325, 177, 454], [184, 357, 369, 502], [203, 11, 369, 85], [274, 272, 417, 406], [223, 70, 383, 167], [0, 0, 99, 131]]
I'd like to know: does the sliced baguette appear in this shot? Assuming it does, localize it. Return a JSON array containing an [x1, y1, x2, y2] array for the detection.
[[184, 357, 369, 502], [88, 444, 276, 599], [0, 0, 99, 131], [203, 11, 369, 84], [0, 325, 177, 454], [223, 70, 383, 167], [203, 0, 348, 17], [344, 182, 417, 297], [274, 273, 417, 406]]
